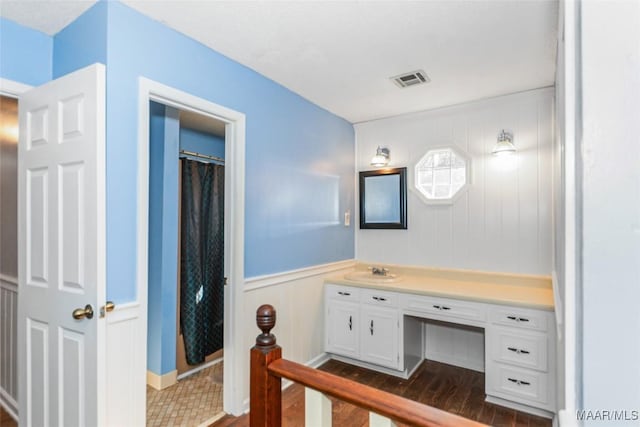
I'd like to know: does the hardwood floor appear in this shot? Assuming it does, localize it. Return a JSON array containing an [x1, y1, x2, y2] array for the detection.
[[211, 359, 551, 427], [1, 405, 18, 427]]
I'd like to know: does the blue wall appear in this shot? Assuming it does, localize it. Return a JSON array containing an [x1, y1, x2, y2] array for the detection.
[[180, 127, 225, 159], [1, 1, 355, 305], [148, 111, 225, 374], [104, 1, 354, 302], [147, 102, 180, 375], [52, 1, 108, 79], [0, 18, 52, 86]]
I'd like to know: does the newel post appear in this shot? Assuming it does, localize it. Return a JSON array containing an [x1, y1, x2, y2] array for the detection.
[[250, 304, 282, 427]]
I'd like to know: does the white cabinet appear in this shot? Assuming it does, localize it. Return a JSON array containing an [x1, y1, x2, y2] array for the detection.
[[485, 305, 556, 413], [360, 303, 399, 369], [325, 285, 400, 370], [324, 282, 556, 418], [326, 299, 359, 359], [325, 286, 360, 359], [401, 293, 486, 325]]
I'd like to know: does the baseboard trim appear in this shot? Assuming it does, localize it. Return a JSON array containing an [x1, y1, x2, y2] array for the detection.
[[244, 260, 355, 292], [241, 352, 332, 413], [176, 357, 222, 381], [306, 352, 331, 369], [485, 395, 554, 419], [196, 411, 226, 427], [147, 370, 178, 390]]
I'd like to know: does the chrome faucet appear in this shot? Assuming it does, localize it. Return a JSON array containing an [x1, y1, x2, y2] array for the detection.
[[370, 266, 389, 276]]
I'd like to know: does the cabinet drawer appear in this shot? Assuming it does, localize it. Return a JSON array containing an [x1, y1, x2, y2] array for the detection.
[[361, 289, 398, 307], [490, 306, 548, 331], [401, 294, 486, 324], [326, 284, 360, 301], [490, 327, 548, 371], [487, 363, 549, 406]]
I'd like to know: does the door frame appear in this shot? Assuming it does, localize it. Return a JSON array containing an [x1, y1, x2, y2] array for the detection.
[[0, 78, 33, 424], [137, 78, 246, 416]]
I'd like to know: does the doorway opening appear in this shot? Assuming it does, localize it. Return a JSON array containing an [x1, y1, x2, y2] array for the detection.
[[145, 102, 227, 425], [137, 78, 246, 422], [0, 91, 20, 427]]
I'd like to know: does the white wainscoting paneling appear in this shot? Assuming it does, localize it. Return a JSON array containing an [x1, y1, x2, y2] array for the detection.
[[355, 88, 554, 276], [106, 303, 145, 427], [240, 261, 355, 411], [0, 275, 18, 419]]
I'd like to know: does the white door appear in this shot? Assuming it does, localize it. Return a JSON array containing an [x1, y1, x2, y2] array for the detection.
[[17, 63, 106, 427]]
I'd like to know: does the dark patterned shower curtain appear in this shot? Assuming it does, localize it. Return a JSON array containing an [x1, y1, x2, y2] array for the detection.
[[180, 159, 224, 366]]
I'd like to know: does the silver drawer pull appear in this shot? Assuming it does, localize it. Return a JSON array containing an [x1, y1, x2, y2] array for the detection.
[[507, 315, 530, 323], [507, 377, 531, 386], [433, 305, 451, 311], [338, 291, 351, 296], [372, 296, 387, 301], [507, 347, 531, 355]]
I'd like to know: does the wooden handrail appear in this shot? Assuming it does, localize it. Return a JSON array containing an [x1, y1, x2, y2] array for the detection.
[[249, 304, 488, 427], [267, 358, 484, 427]]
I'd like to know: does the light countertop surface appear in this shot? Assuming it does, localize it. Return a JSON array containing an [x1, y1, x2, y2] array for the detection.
[[325, 264, 555, 311]]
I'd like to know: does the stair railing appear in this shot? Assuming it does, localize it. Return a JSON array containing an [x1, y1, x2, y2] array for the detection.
[[249, 304, 486, 427]]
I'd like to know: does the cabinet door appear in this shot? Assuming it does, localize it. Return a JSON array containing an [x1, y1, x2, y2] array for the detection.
[[360, 305, 399, 369], [326, 300, 359, 358]]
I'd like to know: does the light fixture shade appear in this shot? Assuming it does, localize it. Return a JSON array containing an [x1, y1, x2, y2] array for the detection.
[[371, 146, 390, 166], [492, 130, 516, 156]]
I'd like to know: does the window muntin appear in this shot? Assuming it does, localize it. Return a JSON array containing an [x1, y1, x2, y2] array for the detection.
[[414, 148, 467, 202]]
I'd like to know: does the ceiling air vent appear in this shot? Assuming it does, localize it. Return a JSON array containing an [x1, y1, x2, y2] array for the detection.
[[390, 70, 430, 88]]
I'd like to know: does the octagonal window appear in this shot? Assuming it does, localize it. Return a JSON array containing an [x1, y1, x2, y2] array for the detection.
[[414, 147, 468, 203]]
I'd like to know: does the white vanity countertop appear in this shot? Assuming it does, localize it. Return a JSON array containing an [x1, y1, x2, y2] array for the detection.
[[325, 263, 554, 311]]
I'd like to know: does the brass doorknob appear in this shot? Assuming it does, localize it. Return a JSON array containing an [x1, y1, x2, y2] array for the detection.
[[100, 301, 115, 317], [72, 304, 94, 320]]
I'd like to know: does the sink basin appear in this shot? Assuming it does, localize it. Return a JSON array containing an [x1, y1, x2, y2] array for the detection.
[[344, 271, 401, 283]]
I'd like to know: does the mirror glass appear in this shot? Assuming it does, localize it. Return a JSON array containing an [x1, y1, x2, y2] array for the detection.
[[359, 167, 407, 229]]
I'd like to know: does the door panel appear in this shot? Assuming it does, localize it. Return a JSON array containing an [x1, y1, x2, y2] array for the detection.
[[360, 305, 398, 369], [326, 300, 359, 358], [18, 63, 106, 427]]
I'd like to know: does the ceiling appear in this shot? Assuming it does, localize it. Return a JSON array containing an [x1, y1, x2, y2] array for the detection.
[[0, 0, 558, 123], [180, 109, 225, 137]]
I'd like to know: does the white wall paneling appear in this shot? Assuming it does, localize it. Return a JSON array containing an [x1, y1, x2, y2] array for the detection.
[[106, 303, 145, 427], [0, 275, 18, 419], [355, 88, 554, 276], [241, 261, 355, 411], [424, 321, 485, 373]]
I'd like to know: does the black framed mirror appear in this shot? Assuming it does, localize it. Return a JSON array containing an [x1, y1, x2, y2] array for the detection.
[[359, 167, 407, 229]]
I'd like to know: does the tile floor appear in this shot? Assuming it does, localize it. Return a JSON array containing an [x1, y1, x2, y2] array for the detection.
[[147, 361, 224, 427]]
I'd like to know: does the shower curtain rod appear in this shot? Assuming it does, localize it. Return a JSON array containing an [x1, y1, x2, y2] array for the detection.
[[179, 149, 225, 164]]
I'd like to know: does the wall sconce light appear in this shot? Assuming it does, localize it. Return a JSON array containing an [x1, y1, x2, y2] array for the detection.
[[370, 146, 390, 166], [492, 130, 516, 156]]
